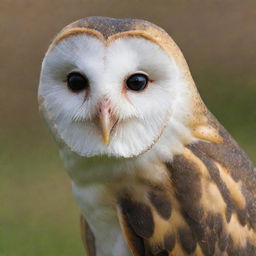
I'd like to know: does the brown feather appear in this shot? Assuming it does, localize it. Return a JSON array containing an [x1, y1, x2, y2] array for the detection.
[[80, 214, 96, 256], [117, 111, 256, 256], [167, 111, 256, 256]]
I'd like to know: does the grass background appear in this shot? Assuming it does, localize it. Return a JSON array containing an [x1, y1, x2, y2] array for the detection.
[[0, 0, 255, 255]]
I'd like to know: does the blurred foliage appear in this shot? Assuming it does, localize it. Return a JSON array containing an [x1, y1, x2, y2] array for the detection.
[[0, 0, 255, 255], [0, 128, 84, 255]]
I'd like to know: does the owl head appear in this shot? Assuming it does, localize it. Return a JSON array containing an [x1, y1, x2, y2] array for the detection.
[[38, 17, 200, 158]]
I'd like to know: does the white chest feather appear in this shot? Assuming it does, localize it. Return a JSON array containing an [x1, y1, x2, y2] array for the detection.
[[73, 183, 130, 256]]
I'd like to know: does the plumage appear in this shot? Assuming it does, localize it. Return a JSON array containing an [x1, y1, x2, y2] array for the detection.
[[38, 16, 256, 256]]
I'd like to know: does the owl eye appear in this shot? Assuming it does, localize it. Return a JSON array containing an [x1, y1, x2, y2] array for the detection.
[[126, 74, 148, 91], [67, 72, 89, 92]]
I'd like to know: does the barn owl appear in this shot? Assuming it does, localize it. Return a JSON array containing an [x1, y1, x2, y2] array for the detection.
[[38, 17, 256, 256]]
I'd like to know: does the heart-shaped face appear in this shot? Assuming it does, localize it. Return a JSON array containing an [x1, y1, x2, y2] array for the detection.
[[38, 17, 195, 158]]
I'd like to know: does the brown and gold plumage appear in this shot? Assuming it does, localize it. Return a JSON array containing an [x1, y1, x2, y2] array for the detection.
[[39, 17, 256, 256], [115, 114, 256, 256]]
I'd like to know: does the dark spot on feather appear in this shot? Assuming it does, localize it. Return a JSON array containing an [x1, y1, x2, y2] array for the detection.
[[122, 211, 145, 256], [167, 155, 202, 202], [219, 230, 229, 251], [225, 207, 233, 223], [202, 214, 223, 255], [183, 211, 219, 256], [148, 243, 162, 255], [237, 208, 247, 226], [164, 233, 175, 252], [155, 251, 169, 256], [205, 230, 217, 256], [242, 185, 256, 228], [213, 214, 223, 235], [118, 196, 154, 238], [76, 17, 135, 39], [166, 155, 203, 222], [227, 245, 247, 256], [182, 210, 205, 240], [179, 227, 197, 254], [80, 215, 96, 256], [148, 190, 172, 220], [206, 213, 215, 229], [226, 237, 251, 256], [188, 145, 235, 215], [246, 241, 256, 255], [188, 204, 205, 222]]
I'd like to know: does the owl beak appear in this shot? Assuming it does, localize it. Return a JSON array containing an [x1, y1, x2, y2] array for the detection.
[[98, 102, 116, 145]]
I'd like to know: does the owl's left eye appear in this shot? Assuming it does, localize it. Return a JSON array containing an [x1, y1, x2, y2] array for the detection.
[[126, 73, 148, 91], [67, 72, 89, 92]]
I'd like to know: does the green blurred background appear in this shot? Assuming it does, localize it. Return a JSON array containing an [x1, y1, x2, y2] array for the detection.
[[0, 0, 255, 255]]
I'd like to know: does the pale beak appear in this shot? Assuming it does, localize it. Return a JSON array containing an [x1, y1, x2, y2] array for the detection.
[[97, 101, 116, 145]]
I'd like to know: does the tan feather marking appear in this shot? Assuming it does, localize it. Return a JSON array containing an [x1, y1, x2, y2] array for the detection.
[[107, 30, 162, 47], [47, 28, 105, 54], [148, 189, 198, 256], [215, 162, 246, 210], [194, 244, 204, 256], [54, 27, 104, 44], [183, 148, 227, 214], [183, 148, 209, 176], [150, 205, 185, 244], [201, 182, 227, 214], [227, 214, 256, 247], [148, 215, 170, 250], [137, 162, 171, 187], [170, 243, 189, 256], [192, 125, 223, 144]]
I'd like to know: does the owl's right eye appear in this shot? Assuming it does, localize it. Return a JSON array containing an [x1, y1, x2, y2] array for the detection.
[[67, 72, 89, 92]]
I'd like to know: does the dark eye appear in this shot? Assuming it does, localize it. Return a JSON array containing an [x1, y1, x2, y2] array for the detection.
[[67, 72, 89, 92], [126, 73, 148, 91]]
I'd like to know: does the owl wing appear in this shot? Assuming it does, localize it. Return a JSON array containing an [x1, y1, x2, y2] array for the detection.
[[80, 214, 96, 256], [117, 113, 256, 256]]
